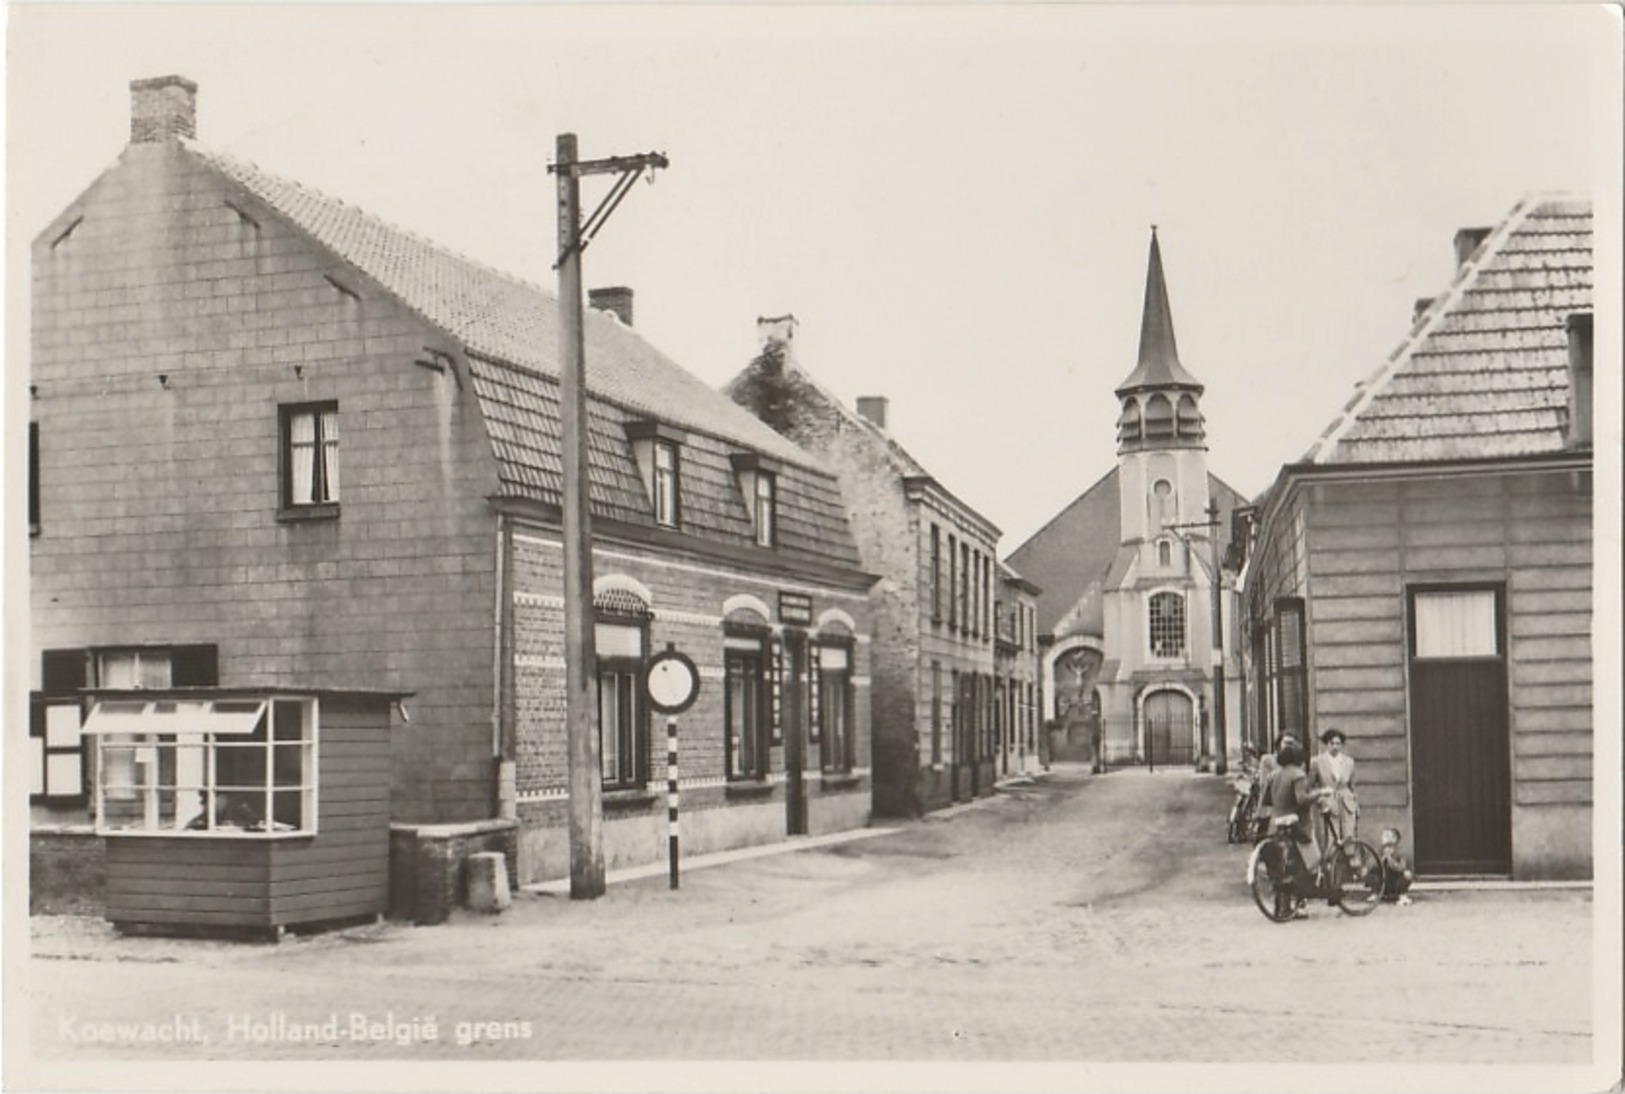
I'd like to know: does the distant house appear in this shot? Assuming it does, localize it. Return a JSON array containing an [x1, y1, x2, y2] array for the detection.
[[727, 319, 1039, 816], [994, 562, 1044, 777], [28, 76, 878, 924], [1008, 231, 1246, 770], [1236, 196, 1593, 879]]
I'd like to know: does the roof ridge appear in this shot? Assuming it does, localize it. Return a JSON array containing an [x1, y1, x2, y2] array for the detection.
[[181, 137, 554, 301], [1303, 197, 1544, 464]]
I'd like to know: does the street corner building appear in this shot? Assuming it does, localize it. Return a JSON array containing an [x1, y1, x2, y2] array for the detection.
[[26, 76, 879, 932], [1007, 230, 1248, 772], [725, 318, 1044, 818], [1234, 196, 1595, 881]]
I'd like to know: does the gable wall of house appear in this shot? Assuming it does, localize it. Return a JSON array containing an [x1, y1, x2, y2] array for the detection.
[[1294, 467, 1592, 878], [30, 141, 502, 825]]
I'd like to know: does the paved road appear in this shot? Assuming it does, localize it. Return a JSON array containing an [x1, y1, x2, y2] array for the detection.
[[23, 766, 1594, 1067]]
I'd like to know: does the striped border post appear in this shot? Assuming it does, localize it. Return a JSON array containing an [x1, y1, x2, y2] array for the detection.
[[667, 718, 679, 890]]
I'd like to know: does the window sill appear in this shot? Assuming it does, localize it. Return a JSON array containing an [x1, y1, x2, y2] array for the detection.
[[820, 772, 861, 789], [602, 788, 658, 810], [724, 779, 776, 799], [98, 829, 317, 841], [277, 503, 341, 524]]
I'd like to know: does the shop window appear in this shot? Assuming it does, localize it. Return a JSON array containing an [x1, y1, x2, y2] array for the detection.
[[83, 696, 316, 836], [817, 643, 854, 774], [596, 618, 649, 790], [1148, 591, 1186, 658], [725, 637, 768, 780], [280, 403, 340, 516]]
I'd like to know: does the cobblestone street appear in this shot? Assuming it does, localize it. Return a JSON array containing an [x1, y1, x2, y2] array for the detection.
[[23, 766, 1595, 1072]]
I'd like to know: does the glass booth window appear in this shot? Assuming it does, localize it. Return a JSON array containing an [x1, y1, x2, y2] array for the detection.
[[84, 697, 317, 836]]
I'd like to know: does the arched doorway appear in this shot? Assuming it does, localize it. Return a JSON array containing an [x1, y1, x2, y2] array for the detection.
[[1142, 690, 1194, 769]]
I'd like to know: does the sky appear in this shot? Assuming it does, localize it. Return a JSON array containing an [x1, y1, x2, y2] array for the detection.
[[5, 3, 1619, 549]]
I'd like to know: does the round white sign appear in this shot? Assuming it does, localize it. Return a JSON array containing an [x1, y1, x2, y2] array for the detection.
[[645, 648, 700, 715]]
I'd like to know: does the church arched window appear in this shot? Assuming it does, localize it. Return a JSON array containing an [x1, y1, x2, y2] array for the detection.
[[1157, 539, 1173, 568], [1176, 394, 1203, 440], [1148, 591, 1186, 659], [1116, 399, 1142, 444], [1144, 394, 1175, 440]]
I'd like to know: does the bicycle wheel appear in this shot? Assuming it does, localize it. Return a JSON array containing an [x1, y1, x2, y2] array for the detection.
[[1329, 839, 1385, 916], [1250, 838, 1298, 923], [1227, 800, 1245, 844]]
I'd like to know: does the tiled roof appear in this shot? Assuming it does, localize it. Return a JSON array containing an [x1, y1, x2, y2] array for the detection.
[[1305, 196, 1592, 465], [180, 139, 862, 569], [182, 139, 821, 472]]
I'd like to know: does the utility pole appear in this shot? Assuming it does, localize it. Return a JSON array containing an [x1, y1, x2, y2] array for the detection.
[[1169, 506, 1228, 776], [1207, 500, 1228, 776], [551, 134, 669, 900]]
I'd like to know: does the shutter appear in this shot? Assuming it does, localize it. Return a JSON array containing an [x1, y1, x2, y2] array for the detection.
[[171, 645, 220, 687], [769, 639, 783, 744], [42, 649, 86, 696], [808, 647, 821, 743]]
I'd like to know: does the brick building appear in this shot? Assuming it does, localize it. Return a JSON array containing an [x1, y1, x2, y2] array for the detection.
[[1009, 230, 1245, 769], [726, 318, 1033, 816], [27, 77, 877, 919], [994, 562, 1043, 777], [1236, 197, 1594, 879]]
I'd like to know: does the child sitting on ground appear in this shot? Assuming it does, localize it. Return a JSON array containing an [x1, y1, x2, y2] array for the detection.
[[1379, 827, 1414, 905]]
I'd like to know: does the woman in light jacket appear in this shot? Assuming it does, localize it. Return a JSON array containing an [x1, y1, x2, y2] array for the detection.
[[1309, 727, 1358, 850]]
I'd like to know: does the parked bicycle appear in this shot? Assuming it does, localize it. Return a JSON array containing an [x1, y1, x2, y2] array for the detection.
[[1246, 812, 1385, 922], [1225, 745, 1261, 844]]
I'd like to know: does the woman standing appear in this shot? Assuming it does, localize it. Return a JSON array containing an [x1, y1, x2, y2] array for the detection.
[[1310, 727, 1359, 851]]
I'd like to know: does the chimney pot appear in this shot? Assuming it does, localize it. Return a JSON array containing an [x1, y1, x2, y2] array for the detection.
[[130, 75, 197, 143], [856, 396, 889, 430], [588, 286, 633, 327], [1565, 312, 1593, 448], [1453, 227, 1493, 269]]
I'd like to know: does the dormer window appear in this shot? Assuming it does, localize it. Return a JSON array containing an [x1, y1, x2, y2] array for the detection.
[[654, 442, 679, 527], [754, 473, 776, 547], [730, 452, 783, 549], [625, 420, 688, 530]]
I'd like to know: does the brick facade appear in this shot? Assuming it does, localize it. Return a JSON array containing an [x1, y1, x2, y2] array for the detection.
[[727, 331, 1018, 817]]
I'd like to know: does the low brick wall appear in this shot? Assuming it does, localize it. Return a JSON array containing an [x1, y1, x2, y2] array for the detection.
[[389, 819, 518, 925], [31, 828, 106, 916]]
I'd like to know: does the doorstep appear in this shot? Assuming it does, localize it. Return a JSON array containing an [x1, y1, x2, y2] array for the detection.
[[521, 826, 899, 895], [1411, 878, 1592, 892]]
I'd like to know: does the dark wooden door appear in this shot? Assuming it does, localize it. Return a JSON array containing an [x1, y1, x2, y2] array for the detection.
[[1408, 587, 1511, 875], [1144, 691, 1192, 769]]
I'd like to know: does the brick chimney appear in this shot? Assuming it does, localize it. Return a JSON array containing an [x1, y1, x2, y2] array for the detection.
[[131, 75, 197, 143], [589, 286, 633, 327], [1565, 312, 1592, 448], [757, 314, 798, 350], [856, 397, 889, 430], [1453, 227, 1493, 269]]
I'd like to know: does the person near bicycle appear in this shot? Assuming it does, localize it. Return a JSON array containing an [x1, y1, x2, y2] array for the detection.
[[1265, 738, 1335, 914], [1310, 728, 1359, 858]]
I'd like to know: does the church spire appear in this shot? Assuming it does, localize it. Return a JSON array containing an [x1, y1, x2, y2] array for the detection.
[[1116, 227, 1204, 397]]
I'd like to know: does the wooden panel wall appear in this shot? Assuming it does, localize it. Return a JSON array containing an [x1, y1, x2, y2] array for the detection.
[[1302, 468, 1592, 811], [105, 839, 273, 927], [270, 698, 391, 923]]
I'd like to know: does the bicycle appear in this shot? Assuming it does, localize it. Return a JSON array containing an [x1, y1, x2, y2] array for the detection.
[[1225, 748, 1261, 844], [1246, 812, 1384, 922]]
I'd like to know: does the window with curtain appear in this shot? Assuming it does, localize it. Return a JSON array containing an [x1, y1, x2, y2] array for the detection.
[[1413, 589, 1500, 658], [653, 441, 679, 527], [596, 619, 648, 789], [1274, 599, 1308, 740], [281, 403, 339, 511], [725, 641, 767, 780], [753, 473, 776, 547], [818, 644, 853, 774]]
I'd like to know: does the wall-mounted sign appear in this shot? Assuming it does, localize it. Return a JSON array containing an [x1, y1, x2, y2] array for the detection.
[[778, 592, 813, 627], [644, 644, 700, 716]]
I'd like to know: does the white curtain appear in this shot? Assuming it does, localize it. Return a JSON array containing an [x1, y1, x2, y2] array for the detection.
[[289, 412, 316, 505], [320, 410, 340, 501], [1414, 590, 1498, 658]]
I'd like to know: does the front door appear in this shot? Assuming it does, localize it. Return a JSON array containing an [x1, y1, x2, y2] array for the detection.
[[782, 633, 808, 836], [1408, 587, 1511, 875], [1143, 690, 1193, 769]]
